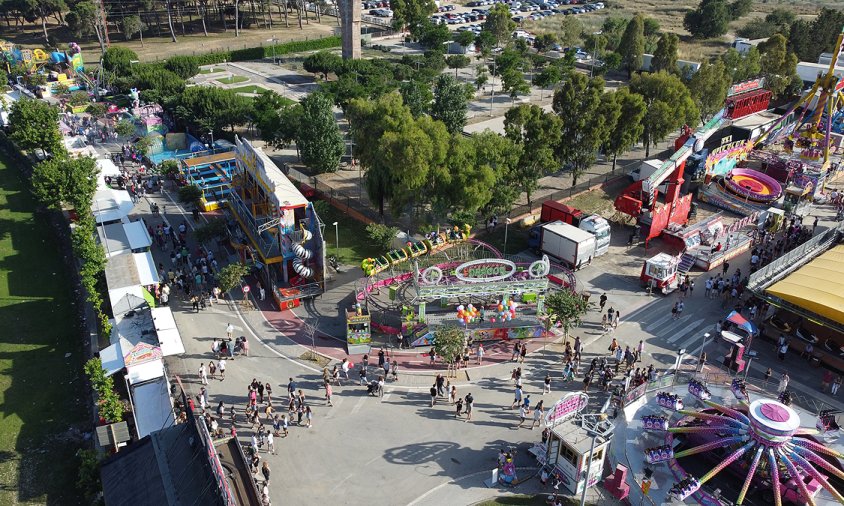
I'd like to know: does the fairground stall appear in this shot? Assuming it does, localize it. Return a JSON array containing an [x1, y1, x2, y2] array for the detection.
[[228, 136, 326, 307]]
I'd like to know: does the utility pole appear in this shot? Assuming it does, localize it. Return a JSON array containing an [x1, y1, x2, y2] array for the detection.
[[99, 0, 111, 47]]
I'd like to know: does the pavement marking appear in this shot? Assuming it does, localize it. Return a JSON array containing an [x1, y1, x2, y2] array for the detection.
[[231, 301, 321, 373], [349, 396, 367, 416], [382, 393, 392, 402], [666, 318, 705, 344], [645, 313, 673, 331], [678, 331, 709, 351]]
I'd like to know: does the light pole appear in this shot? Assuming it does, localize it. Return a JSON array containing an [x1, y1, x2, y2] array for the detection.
[[332, 221, 339, 257], [589, 30, 603, 79], [208, 130, 214, 153], [503, 217, 512, 257], [488, 58, 496, 117], [267, 37, 278, 64], [579, 413, 614, 506]]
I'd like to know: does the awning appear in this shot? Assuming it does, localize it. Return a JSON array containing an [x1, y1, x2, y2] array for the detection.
[[99, 336, 134, 376], [124, 220, 152, 250], [93, 188, 134, 224], [150, 307, 185, 356], [130, 378, 174, 438], [126, 359, 165, 385], [726, 310, 758, 336], [133, 252, 159, 285], [766, 245, 844, 325], [110, 291, 147, 315]]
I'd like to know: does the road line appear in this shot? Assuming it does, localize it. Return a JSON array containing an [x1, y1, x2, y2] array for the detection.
[[678, 332, 709, 351], [656, 315, 692, 336], [232, 300, 321, 373], [666, 318, 705, 343], [349, 396, 367, 415], [645, 313, 673, 331]]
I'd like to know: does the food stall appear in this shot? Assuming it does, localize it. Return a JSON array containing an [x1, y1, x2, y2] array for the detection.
[[346, 304, 371, 354]]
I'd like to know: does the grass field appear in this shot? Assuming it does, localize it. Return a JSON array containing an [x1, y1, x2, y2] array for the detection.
[[0, 154, 87, 504], [316, 202, 383, 264], [198, 67, 227, 74], [218, 75, 250, 85], [230, 84, 271, 95]]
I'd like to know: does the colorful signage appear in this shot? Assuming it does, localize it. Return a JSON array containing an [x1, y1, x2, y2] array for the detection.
[[728, 78, 765, 97], [545, 392, 589, 425], [705, 139, 754, 174], [454, 259, 517, 283]]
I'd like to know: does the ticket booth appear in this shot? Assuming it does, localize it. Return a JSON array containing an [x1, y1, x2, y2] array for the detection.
[[346, 305, 371, 354], [545, 422, 612, 494]]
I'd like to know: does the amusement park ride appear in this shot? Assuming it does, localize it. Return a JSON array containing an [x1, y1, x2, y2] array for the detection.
[[623, 26, 844, 294]]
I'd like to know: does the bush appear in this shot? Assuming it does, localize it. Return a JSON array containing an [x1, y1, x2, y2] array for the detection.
[[216, 263, 250, 293], [115, 119, 136, 137], [366, 223, 399, 251], [183, 36, 342, 66], [194, 218, 229, 244], [164, 55, 200, 79], [68, 90, 90, 106], [102, 47, 138, 76], [158, 159, 180, 176], [178, 184, 203, 205]]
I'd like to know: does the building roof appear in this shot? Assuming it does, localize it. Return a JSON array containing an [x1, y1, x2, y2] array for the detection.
[[542, 221, 595, 243], [766, 245, 844, 325], [182, 151, 236, 168], [130, 378, 174, 439], [100, 421, 228, 506], [98, 221, 150, 257], [235, 136, 307, 208]]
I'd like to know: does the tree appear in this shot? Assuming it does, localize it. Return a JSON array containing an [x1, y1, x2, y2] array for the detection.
[[643, 17, 661, 37], [216, 263, 250, 293], [684, 0, 731, 39], [164, 56, 200, 79], [366, 223, 399, 250], [504, 104, 561, 208], [8, 99, 64, 156], [431, 74, 468, 135], [534, 33, 558, 53], [484, 3, 516, 45], [552, 73, 609, 185], [784, 8, 844, 62], [455, 30, 477, 50], [475, 64, 489, 91], [115, 119, 137, 138], [534, 64, 563, 101], [729, 0, 752, 19], [544, 289, 590, 342], [432, 325, 466, 377], [399, 79, 433, 118], [687, 59, 731, 122], [470, 131, 521, 218], [122, 15, 145, 42], [31, 156, 98, 211], [416, 20, 450, 49], [303, 51, 343, 80], [65, 1, 105, 53], [130, 65, 185, 104], [173, 86, 253, 135], [619, 14, 645, 78], [758, 34, 798, 99], [297, 93, 345, 173], [87, 102, 107, 118], [391, 0, 436, 31], [475, 30, 497, 58], [446, 54, 470, 78], [102, 47, 139, 77], [630, 71, 699, 156], [720, 47, 761, 83], [651, 33, 679, 74], [501, 66, 530, 105], [602, 87, 646, 171], [558, 15, 583, 48], [601, 16, 628, 52]]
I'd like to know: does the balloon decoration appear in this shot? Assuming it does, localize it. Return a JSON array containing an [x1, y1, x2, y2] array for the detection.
[[495, 299, 518, 322], [456, 300, 519, 325], [455, 304, 480, 325]]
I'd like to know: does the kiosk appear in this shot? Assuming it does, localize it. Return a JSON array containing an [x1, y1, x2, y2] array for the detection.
[[346, 305, 371, 354]]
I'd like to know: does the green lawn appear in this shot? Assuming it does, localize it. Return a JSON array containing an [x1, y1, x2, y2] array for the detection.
[[217, 75, 249, 84], [316, 202, 382, 265], [230, 85, 270, 95], [0, 153, 87, 504], [198, 67, 226, 74]]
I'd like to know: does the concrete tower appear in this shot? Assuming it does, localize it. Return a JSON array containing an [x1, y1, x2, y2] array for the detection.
[[339, 0, 361, 59]]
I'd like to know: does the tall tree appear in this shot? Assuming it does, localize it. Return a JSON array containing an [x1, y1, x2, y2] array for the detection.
[[544, 289, 590, 342], [391, 0, 436, 32], [687, 59, 731, 122], [788, 8, 844, 62], [651, 33, 679, 74], [431, 74, 468, 135], [65, 1, 105, 54], [504, 104, 561, 208], [469, 131, 521, 218], [552, 73, 609, 185], [684, 0, 731, 39], [297, 93, 345, 173], [399, 79, 433, 118], [446, 54, 470, 78], [304, 51, 343, 80], [534, 63, 563, 101], [484, 3, 516, 46], [501, 66, 530, 105], [32, 156, 98, 211], [619, 14, 645, 78], [602, 87, 646, 171], [758, 34, 798, 99], [630, 71, 699, 156], [8, 99, 65, 156], [558, 15, 583, 48], [720, 47, 761, 83]]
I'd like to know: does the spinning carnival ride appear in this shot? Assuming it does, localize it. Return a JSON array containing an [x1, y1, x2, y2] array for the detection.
[[645, 381, 844, 505]]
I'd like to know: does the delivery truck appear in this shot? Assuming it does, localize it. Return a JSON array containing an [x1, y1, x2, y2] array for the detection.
[[539, 221, 597, 269], [529, 201, 611, 255]]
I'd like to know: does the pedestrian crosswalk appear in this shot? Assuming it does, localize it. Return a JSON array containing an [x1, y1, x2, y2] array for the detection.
[[617, 308, 715, 358]]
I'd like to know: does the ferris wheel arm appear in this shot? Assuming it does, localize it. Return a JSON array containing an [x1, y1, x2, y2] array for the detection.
[[777, 448, 817, 506], [755, 81, 822, 147], [735, 446, 764, 506]]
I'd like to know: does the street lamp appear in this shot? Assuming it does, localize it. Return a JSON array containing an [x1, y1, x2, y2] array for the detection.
[[267, 37, 278, 64], [208, 130, 214, 153], [589, 30, 603, 79], [332, 221, 339, 257], [697, 333, 710, 374], [580, 413, 614, 506], [503, 217, 512, 257]]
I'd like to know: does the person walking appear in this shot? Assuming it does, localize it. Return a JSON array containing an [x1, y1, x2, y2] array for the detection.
[[391, 360, 398, 382], [341, 359, 350, 381], [516, 405, 528, 428], [601, 313, 609, 331], [531, 400, 544, 429], [208, 360, 216, 380], [778, 341, 789, 361], [599, 293, 607, 311], [764, 367, 772, 383], [324, 380, 333, 406], [378, 348, 385, 369], [464, 393, 474, 422], [449, 385, 457, 405], [266, 432, 276, 455], [543, 373, 551, 394], [612, 310, 620, 329], [226, 323, 234, 339], [304, 406, 313, 428], [218, 359, 226, 381], [430, 384, 438, 407], [455, 396, 464, 418], [477, 343, 485, 364], [265, 383, 272, 405], [511, 342, 520, 361], [636, 340, 645, 362], [519, 343, 528, 363], [199, 363, 208, 385], [511, 385, 523, 409], [261, 461, 271, 484]]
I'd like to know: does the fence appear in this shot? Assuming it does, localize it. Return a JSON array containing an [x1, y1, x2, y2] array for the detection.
[[747, 225, 841, 292]]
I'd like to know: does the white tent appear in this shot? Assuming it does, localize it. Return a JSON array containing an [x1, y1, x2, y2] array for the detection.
[[124, 220, 152, 250], [93, 188, 134, 224], [108, 286, 146, 315], [133, 252, 159, 285], [126, 359, 165, 385], [99, 336, 134, 377]]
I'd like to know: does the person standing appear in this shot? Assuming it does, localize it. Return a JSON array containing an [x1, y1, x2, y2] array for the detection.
[[531, 400, 544, 429], [226, 323, 234, 339], [477, 343, 485, 364], [764, 367, 772, 383], [601, 313, 609, 331], [257, 381, 265, 403], [261, 461, 271, 484], [259, 285, 266, 301], [778, 341, 789, 361], [305, 406, 313, 428], [265, 383, 272, 405], [430, 384, 438, 407], [543, 373, 551, 394], [511, 385, 523, 409], [519, 343, 528, 363], [599, 293, 607, 311], [391, 360, 398, 381], [324, 380, 333, 406], [199, 363, 208, 385], [455, 396, 464, 418], [266, 432, 276, 455], [377, 348, 385, 369], [511, 342, 520, 361], [613, 310, 620, 329], [636, 340, 645, 363], [449, 385, 457, 405], [833, 375, 842, 395], [778, 372, 790, 393]]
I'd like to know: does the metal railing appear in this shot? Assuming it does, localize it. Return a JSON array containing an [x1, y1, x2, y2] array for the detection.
[[747, 226, 842, 292]]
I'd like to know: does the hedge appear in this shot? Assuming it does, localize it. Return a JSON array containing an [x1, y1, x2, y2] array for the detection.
[[189, 36, 342, 66]]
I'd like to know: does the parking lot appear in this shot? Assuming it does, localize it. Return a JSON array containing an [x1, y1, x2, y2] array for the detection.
[[431, 0, 604, 30]]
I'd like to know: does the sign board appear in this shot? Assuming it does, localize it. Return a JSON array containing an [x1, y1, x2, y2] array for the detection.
[[454, 259, 517, 283], [96, 422, 131, 448], [728, 78, 765, 97], [545, 392, 589, 425], [242, 285, 251, 293]]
